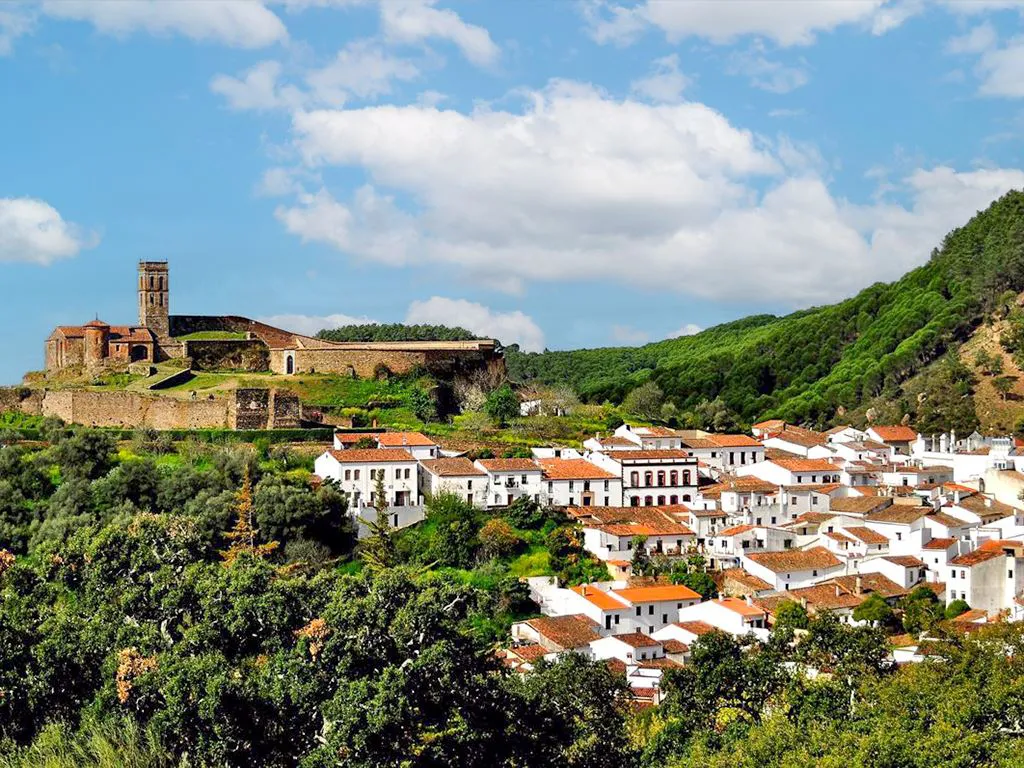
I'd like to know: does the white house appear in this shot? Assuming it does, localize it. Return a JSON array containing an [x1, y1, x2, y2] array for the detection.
[[866, 425, 919, 456], [572, 506, 695, 562], [705, 524, 795, 571], [825, 425, 868, 444], [859, 555, 928, 588], [537, 458, 622, 508], [313, 448, 423, 535], [675, 597, 769, 639], [419, 457, 488, 508], [737, 457, 843, 487], [946, 540, 1024, 613], [613, 424, 684, 450], [567, 583, 702, 633], [742, 546, 845, 591], [510, 614, 602, 653], [475, 458, 544, 507]]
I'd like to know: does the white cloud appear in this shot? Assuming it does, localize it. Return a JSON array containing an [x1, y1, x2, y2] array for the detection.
[[0, 7, 34, 56], [611, 325, 650, 345], [586, 0, 889, 47], [380, 0, 499, 66], [728, 47, 809, 93], [0, 197, 95, 265], [276, 79, 1024, 305], [976, 37, 1024, 97], [212, 42, 419, 111], [305, 40, 419, 104], [405, 297, 546, 351], [669, 324, 703, 337], [946, 22, 997, 54], [768, 107, 806, 118], [210, 60, 305, 111], [630, 54, 689, 103], [40, 0, 287, 48], [259, 312, 376, 336]]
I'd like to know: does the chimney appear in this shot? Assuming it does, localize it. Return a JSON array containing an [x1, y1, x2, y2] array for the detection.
[[855, 576, 863, 596], [954, 489, 961, 504], [835, 584, 842, 598], [985, 496, 992, 508]]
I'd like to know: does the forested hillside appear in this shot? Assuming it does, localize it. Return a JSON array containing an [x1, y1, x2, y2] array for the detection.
[[508, 190, 1024, 430]]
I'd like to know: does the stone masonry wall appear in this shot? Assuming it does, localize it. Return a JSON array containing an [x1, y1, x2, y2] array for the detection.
[[0, 388, 44, 416], [38, 390, 231, 429], [231, 388, 271, 430], [291, 349, 430, 377], [270, 390, 302, 429]]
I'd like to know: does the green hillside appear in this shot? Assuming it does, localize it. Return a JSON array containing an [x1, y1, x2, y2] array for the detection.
[[508, 190, 1024, 430]]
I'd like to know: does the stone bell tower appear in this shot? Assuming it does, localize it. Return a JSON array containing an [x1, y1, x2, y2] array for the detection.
[[138, 261, 170, 338]]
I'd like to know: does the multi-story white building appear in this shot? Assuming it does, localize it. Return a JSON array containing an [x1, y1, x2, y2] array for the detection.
[[536, 458, 622, 507], [419, 457, 488, 507], [314, 448, 424, 535], [475, 458, 544, 507], [588, 449, 698, 506], [741, 546, 845, 591]]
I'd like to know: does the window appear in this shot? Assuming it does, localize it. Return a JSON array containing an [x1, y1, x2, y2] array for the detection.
[[603, 496, 609, 505], [730, 452, 735, 464], [812, 570, 818, 577], [645, 495, 653, 506], [640, 652, 647, 660], [630, 471, 640, 486], [404, 468, 411, 479], [677, 602, 682, 609], [662, 613, 668, 624], [670, 471, 678, 485], [896, 532, 902, 541], [636, 606, 641, 616], [467, 480, 473, 490], [614, 614, 620, 625], [605, 615, 612, 630], [548, 482, 553, 493], [344, 469, 351, 480], [648, 605, 654, 615], [811, 475, 817, 483], [354, 470, 360, 480], [395, 468, 402, 479], [670, 495, 678, 504], [644, 471, 654, 486], [657, 495, 666, 505], [683, 494, 692, 502], [521, 475, 527, 484], [682, 470, 691, 486], [791, 496, 797, 505], [569, 481, 575, 491], [631, 496, 640, 506], [657, 471, 666, 487], [961, 570, 966, 579]]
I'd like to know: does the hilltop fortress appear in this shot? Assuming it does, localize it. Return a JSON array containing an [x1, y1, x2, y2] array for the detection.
[[45, 261, 502, 380]]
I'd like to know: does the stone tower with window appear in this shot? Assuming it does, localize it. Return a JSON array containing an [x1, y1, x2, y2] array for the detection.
[[138, 261, 170, 338]]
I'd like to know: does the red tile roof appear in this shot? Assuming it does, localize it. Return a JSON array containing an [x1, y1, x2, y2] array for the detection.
[[675, 621, 717, 635], [477, 458, 541, 472], [745, 546, 842, 573], [606, 449, 692, 461], [922, 537, 956, 550], [707, 434, 763, 447], [716, 596, 765, 618], [771, 458, 840, 472], [376, 431, 437, 447], [326, 448, 416, 463], [950, 549, 1003, 566], [869, 425, 918, 443], [537, 458, 618, 480], [524, 615, 601, 649], [612, 584, 702, 603], [420, 457, 486, 477], [612, 631, 661, 648]]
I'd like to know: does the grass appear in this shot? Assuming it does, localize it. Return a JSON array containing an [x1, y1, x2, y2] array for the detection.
[[508, 545, 552, 578], [173, 331, 248, 341]]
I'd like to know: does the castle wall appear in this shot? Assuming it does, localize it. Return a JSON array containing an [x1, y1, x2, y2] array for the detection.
[[0, 388, 44, 416], [37, 390, 232, 429], [185, 340, 269, 372], [270, 390, 302, 429], [231, 388, 271, 430], [288, 348, 431, 377]]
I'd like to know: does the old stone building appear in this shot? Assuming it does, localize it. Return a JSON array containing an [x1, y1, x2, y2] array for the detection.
[[44, 261, 504, 379]]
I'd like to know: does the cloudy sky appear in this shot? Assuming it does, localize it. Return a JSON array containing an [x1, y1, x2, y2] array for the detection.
[[2, 0, 1024, 383]]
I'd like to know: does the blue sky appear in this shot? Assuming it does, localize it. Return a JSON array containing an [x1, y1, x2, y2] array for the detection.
[[2, 0, 1024, 384]]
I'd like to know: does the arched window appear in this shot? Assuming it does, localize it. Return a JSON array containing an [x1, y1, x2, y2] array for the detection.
[[644, 471, 653, 487], [670, 495, 678, 504], [644, 495, 653, 506], [631, 496, 640, 506], [657, 471, 666, 487], [682, 470, 692, 486], [630, 471, 640, 486], [286, 354, 295, 375], [682, 494, 692, 502], [670, 471, 678, 486], [657, 495, 666, 505]]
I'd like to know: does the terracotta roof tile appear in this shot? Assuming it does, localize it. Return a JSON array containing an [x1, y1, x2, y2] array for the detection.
[[745, 546, 842, 573], [869, 425, 919, 443], [537, 458, 618, 480], [612, 631, 661, 648], [612, 584, 702, 603], [376, 431, 437, 447], [605, 449, 693, 461], [716, 596, 765, 618], [525, 614, 601, 649], [477, 458, 541, 472], [326, 448, 416, 463], [420, 457, 486, 477], [842, 526, 889, 545], [675, 620, 717, 636], [922, 537, 956, 550]]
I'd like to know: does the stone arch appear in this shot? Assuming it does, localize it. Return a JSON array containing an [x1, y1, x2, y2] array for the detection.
[[130, 344, 149, 362], [285, 353, 295, 375]]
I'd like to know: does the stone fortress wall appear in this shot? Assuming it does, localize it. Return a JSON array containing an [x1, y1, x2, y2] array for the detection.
[[0, 387, 301, 430]]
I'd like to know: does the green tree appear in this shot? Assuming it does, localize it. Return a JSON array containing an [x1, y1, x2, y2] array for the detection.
[[901, 585, 944, 636], [945, 598, 970, 619], [994, 375, 1015, 401], [852, 593, 893, 626], [631, 535, 653, 576], [773, 599, 810, 631], [359, 474, 399, 572], [479, 518, 521, 560], [484, 384, 519, 427], [623, 381, 665, 421]]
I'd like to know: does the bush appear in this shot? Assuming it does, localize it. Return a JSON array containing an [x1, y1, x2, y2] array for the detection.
[[945, 599, 971, 619]]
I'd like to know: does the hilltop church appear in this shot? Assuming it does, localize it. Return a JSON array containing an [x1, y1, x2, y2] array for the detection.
[[44, 262, 503, 379]]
